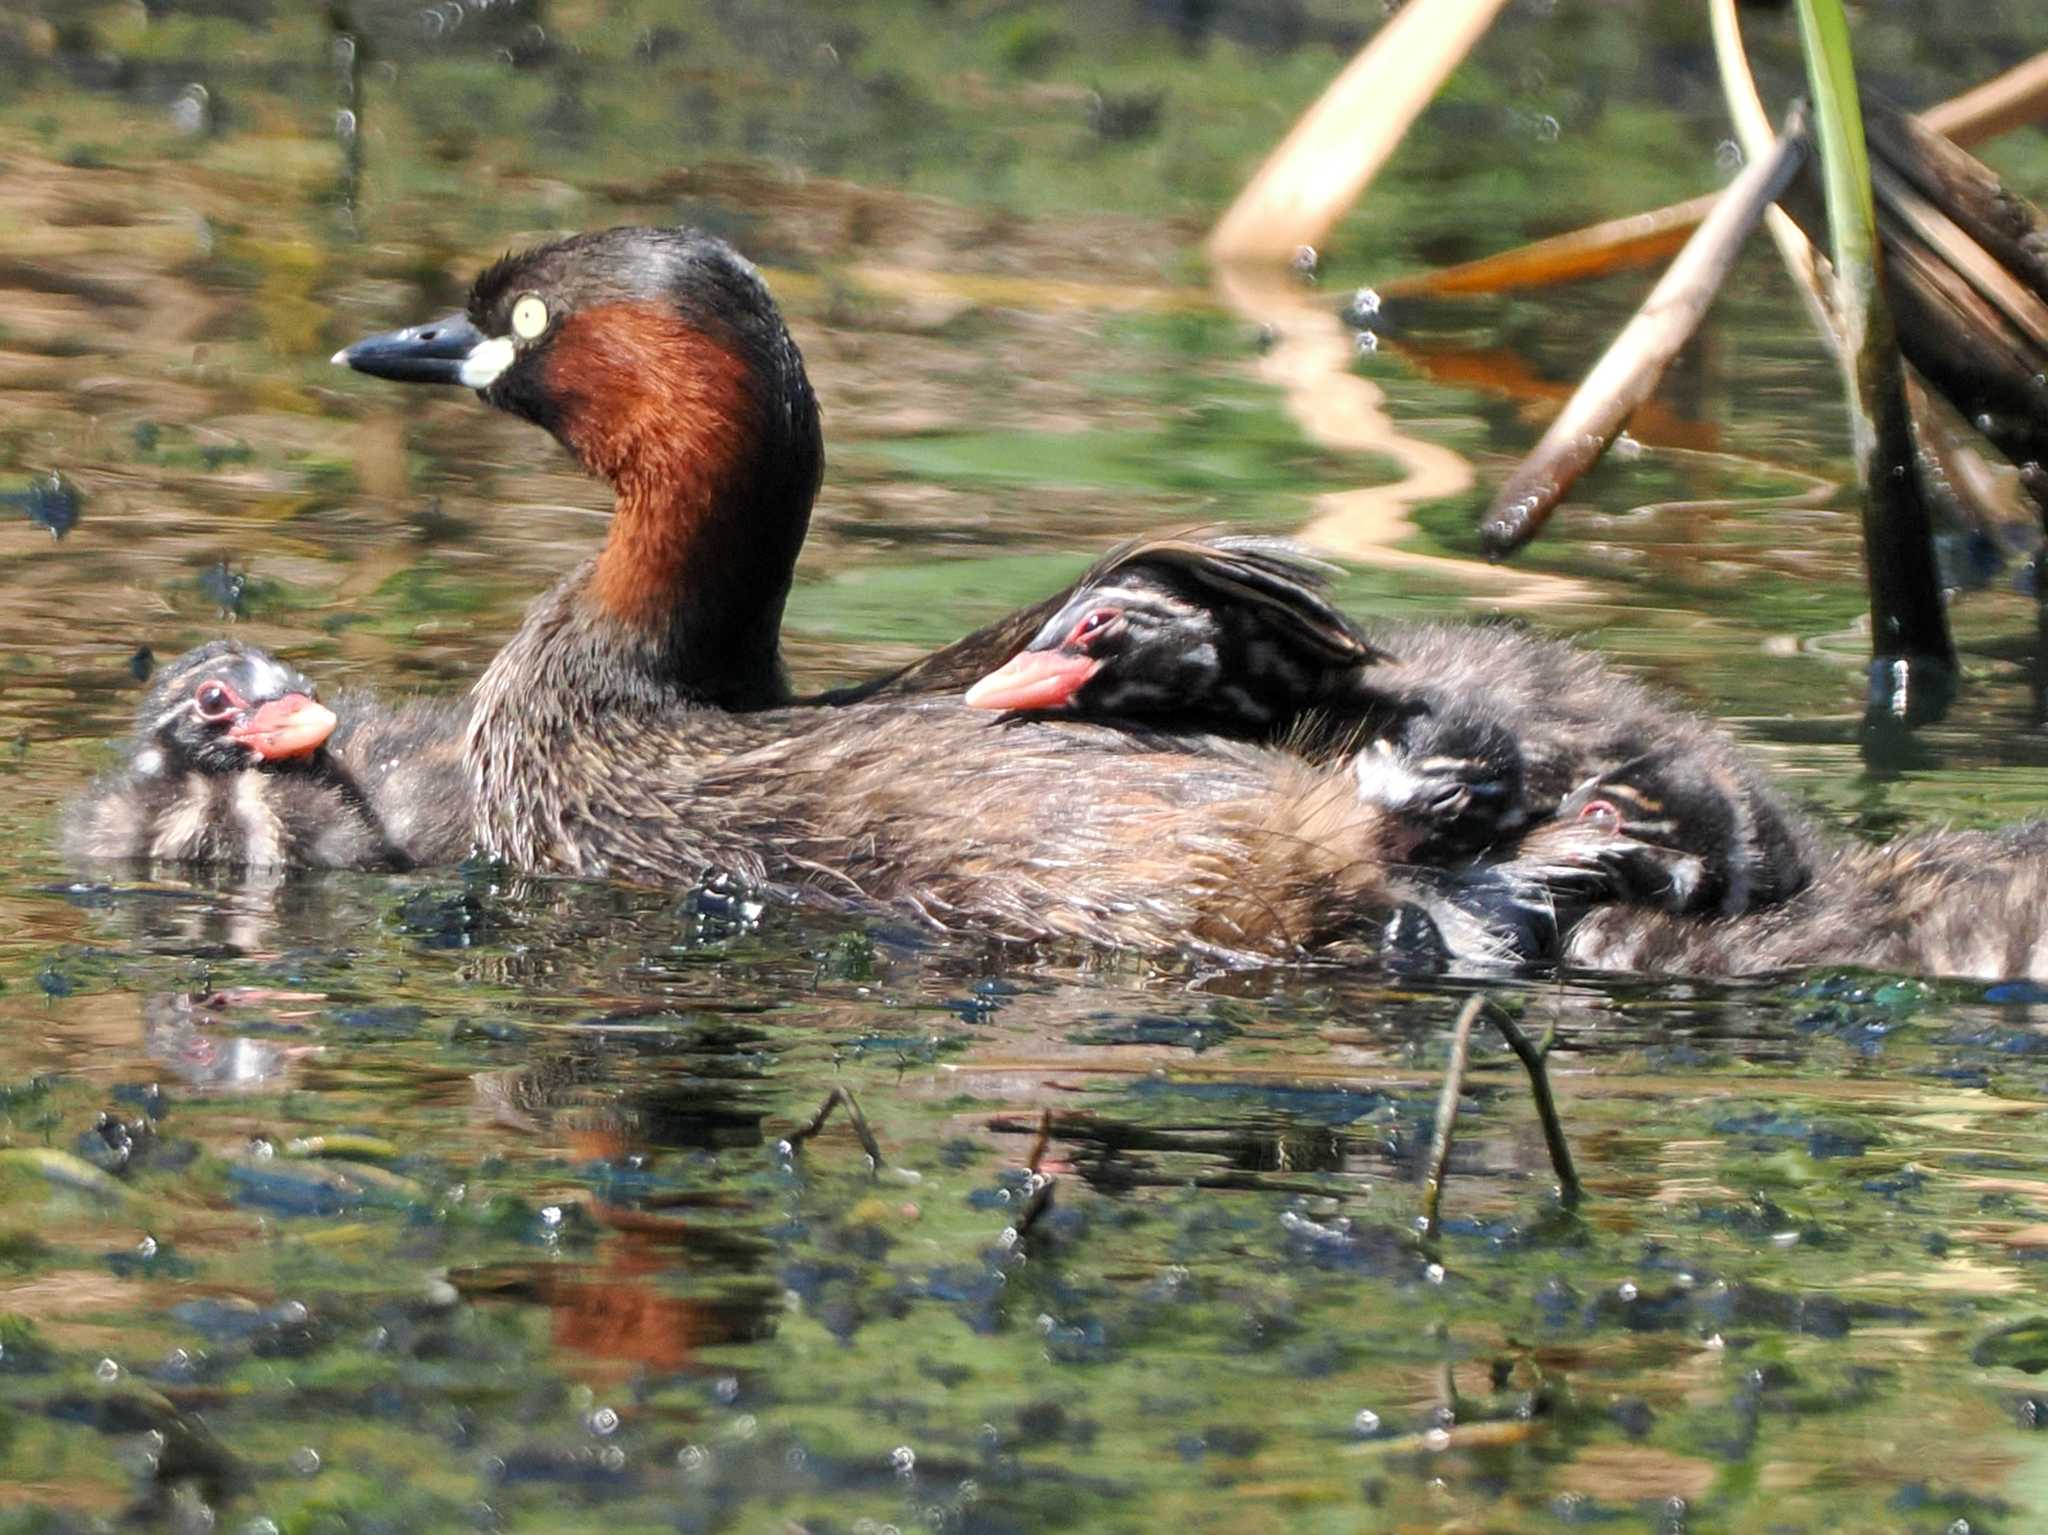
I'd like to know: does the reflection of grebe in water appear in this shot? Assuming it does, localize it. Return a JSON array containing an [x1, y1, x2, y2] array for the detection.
[[141, 987, 327, 1092]]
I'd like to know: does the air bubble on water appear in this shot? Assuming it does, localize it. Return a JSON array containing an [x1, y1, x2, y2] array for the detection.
[[335, 109, 358, 142], [1353, 1408, 1381, 1435], [1292, 244, 1319, 278], [1425, 1262, 1445, 1285], [589, 1406, 620, 1436], [1715, 139, 1744, 173], [1423, 1427, 1452, 1451], [1533, 114, 1560, 143], [539, 1204, 563, 1228], [1614, 432, 1643, 461], [891, 1444, 917, 1475], [289, 1447, 321, 1477], [599, 1444, 626, 1471], [137, 1236, 158, 1258], [715, 1374, 741, 1404], [1354, 330, 1378, 354], [1351, 286, 1381, 319], [1617, 1280, 1639, 1301], [96, 1358, 120, 1382], [677, 1444, 709, 1474]]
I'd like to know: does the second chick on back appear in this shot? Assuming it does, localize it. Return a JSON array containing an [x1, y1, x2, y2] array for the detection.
[[963, 535, 1819, 928]]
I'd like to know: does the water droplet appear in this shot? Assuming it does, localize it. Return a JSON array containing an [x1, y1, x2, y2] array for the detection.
[[1425, 1262, 1445, 1285], [1715, 139, 1744, 173], [1291, 244, 1319, 278], [1617, 1280, 1638, 1301], [1613, 432, 1643, 461], [1353, 1408, 1381, 1435], [1533, 113, 1560, 143], [1353, 330, 1379, 354], [598, 1444, 626, 1471], [539, 1204, 563, 1228], [136, 1235, 158, 1258], [589, 1406, 620, 1435], [891, 1444, 917, 1474], [714, 1374, 741, 1404], [289, 1446, 321, 1476], [96, 1358, 120, 1382], [677, 1444, 709, 1474], [1350, 286, 1381, 319], [1423, 1427, 1451, 1451]]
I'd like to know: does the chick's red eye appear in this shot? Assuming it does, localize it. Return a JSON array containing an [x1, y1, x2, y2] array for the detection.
[[193, 681, 239, 720], [1065, 607, 1121, 649]]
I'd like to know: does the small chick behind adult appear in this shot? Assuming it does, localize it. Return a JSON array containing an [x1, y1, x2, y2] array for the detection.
[[63, 639, 471, 871]]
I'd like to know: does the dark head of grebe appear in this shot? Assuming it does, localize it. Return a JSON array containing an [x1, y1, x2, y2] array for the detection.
[[335, 226, 823, 708]]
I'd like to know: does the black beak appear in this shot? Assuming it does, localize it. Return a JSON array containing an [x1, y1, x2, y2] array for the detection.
[[332, 313, 486, 384]]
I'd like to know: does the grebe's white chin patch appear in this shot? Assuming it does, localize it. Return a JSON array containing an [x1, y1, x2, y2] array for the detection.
[[458, 335, 517, 389]]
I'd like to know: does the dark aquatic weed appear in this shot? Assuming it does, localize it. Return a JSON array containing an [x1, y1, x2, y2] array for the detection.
[[5, 472, 80, 539]]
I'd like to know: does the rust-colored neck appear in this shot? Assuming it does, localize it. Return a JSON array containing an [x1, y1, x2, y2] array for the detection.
[[545, 302, 812, 708]]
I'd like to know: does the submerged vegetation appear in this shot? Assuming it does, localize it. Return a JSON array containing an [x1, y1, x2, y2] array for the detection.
[[2, 1, 2048, 1530]]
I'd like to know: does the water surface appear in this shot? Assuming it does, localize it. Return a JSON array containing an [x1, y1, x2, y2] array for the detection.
[[5, 3, 2048, 1530]]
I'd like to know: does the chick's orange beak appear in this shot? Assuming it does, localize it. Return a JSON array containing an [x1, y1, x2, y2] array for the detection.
[[228, 694, 337, 761], [963, 650, 1102, 713]]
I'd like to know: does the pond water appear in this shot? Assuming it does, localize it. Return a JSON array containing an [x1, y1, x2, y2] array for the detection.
[[6, 2, 2048, 1530]]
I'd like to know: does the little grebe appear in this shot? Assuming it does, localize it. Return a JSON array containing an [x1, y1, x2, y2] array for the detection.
[[1557, 818, 2048, 981], [336, 227, 1582, 958], [962, 538, 1820, 920], [64, 641, 470, 871]]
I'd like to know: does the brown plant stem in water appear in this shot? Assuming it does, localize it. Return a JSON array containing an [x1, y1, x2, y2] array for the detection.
[[1480, 112, 1810, 555]]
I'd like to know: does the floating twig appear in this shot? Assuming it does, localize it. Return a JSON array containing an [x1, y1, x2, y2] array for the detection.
[[1479, 108, 1809, 555], [1482, 1002, 1581, 1209], [783, 1086, 884, 1171], [1422, 996, 1582, 1241], [1011, 1109, 1058, 1244], [1419, 995, 1483, 1243]]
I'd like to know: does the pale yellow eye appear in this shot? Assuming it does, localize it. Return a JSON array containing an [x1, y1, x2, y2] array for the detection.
[[510, 294, 549, 340]]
